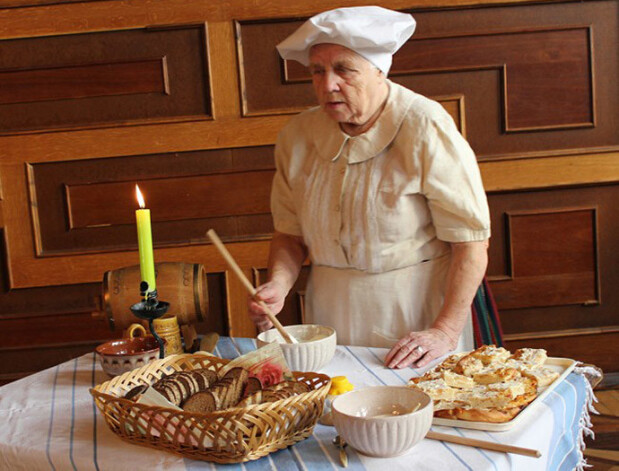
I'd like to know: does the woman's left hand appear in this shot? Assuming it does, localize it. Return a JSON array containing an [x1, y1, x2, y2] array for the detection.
[[384, 328, 457, 369]]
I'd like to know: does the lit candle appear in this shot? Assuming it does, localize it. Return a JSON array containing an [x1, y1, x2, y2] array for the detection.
[[135, 184, 156, 297]]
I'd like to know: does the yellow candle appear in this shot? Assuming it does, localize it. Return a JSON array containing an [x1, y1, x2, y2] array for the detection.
[[135, 184, 156, 297]]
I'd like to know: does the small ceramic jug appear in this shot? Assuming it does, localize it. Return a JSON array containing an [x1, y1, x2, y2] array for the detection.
[[153, 316, 184, 356]]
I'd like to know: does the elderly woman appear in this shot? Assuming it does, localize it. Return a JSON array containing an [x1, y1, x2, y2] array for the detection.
[[248, 6, 490, 369]]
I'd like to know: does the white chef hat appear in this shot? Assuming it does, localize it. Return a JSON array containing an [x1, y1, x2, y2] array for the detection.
[[276, 6, 416, 75]]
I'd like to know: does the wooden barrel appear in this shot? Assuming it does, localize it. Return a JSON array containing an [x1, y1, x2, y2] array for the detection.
[[102, 262, 208, 330]]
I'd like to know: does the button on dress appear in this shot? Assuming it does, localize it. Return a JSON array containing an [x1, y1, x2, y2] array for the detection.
[[271, 81, 491, 349]]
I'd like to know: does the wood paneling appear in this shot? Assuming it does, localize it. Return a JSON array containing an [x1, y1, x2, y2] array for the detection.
[[237, 1, 617, 159], [29, 145, 275, 255], [0, 25, 211, 133], [66, 170, 273, 229], [488, 184, 618, 334], [285, 27, 593, 131], [0, 58, 168, 105], [489, 208, 599, 309]]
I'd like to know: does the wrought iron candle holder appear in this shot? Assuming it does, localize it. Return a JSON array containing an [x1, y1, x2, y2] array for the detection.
[[130, 282, 169, 359]]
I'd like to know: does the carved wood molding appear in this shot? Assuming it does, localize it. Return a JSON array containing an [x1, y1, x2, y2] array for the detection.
[[504, 325, 619, 341], [0, 25, 211, 134], [489, 206, 599, 309], [0, 0, 591, 37], [480, 149, 619, 191]]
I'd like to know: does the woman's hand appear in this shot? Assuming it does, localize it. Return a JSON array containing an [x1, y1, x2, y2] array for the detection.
[[384, 328, 458, 369], [247, 280, 288, 331]]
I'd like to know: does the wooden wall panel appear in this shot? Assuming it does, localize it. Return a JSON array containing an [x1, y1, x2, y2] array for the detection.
[[0, 25, 211, 133], [0, 58, 168, 105], [29, 145, 275, 255], [65, 171, 273, 228], [490, 208, 599, 309], [487, 184, 618, 335]]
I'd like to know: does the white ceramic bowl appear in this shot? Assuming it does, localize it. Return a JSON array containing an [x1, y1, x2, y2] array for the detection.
[[332, 386, 433, 458], [256, 324, 336, 372]]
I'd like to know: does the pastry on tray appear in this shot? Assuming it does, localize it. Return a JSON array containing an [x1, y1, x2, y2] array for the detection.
[[408, 346, 560, 423]]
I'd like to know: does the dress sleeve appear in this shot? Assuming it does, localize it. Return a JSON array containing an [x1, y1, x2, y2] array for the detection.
[[270, 132, 304, 237], [421, 113, 491, 243]]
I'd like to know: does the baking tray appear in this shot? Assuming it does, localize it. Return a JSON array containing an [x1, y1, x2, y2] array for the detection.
[[432, 357, 577, 431]]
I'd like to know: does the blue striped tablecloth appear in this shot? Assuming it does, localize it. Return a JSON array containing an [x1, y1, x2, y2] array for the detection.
[[0, 337, 590, 471]]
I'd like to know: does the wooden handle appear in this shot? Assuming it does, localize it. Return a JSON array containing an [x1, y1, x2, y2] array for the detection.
[[426, 431, 541, 458], [206, 229, 297, 344]]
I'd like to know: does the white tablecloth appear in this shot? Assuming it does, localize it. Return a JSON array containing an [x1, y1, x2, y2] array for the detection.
[[0, 337, 592, 470]]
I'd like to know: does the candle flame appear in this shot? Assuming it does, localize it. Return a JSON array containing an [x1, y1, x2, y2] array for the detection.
[[135, 184, 146, 209]]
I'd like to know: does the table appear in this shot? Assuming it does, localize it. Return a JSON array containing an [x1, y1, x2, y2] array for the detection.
[[0, 337, 594, 471]]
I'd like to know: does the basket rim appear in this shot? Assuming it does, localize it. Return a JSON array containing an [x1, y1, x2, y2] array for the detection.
[[90, 353, 332, 418]]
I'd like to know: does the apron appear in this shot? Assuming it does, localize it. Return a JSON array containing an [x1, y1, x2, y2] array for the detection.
[[304, 254, 474, 351]]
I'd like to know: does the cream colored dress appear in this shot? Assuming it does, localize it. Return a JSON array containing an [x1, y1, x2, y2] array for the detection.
[[271, 81, 491, 349]]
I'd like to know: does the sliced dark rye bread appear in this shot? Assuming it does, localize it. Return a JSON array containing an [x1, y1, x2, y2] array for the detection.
[[124, 384, 148, 401], [154, 379, 183, 406], [189, 368, 217, 391], [182, 391, 217, 414], [237, 388, 294, 407], [153, 371, 196, 406], [211, 377, 236, 409], [236, 380, 310, 407], [222, 368, 249, 407], [182, 378, 232, 412], [243, 377, 262, 398], [182, 368, 249, 411], [176, 372, 200, 396], [268, 381, 310, 394]]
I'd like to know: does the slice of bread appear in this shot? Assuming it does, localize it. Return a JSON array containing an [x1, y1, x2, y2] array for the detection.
[[182, 391, 217, 413], [124, 384, 148, 401], [190, 368, 218, 391], [243, 377, 262, 398], [236, 380, 311, 407], [182, 368, 249, 411], [224, 368, 249, 408], [153, 378, 183, 405]]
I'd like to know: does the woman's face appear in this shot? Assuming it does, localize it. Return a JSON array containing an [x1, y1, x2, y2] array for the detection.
[[309, 44, 387, 130]]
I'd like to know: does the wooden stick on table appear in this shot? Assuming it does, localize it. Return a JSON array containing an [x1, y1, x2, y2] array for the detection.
[[426, 431, 541, 458], [206, 229, 298, 344]]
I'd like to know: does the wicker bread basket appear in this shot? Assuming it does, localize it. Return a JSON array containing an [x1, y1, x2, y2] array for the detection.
[[90, 353, 331, 463]]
